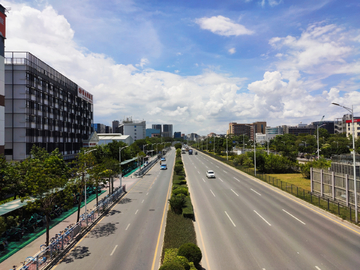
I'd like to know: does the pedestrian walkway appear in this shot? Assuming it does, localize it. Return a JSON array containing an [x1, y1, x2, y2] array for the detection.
[[0, 173, 140, 270]]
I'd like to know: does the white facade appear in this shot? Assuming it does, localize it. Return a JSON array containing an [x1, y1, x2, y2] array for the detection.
[[122, 121, 146, 141], [345, 121, 360, 140], [97, 134, 134, 146]]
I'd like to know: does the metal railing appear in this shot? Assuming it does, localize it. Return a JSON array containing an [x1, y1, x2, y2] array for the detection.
[[17, 186, 125, 270]]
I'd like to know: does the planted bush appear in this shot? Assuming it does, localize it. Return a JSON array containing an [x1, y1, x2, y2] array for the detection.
[[182, 196, 194, 220], [159, 262, 185, 270], [177, 243, 202, 266], [172, 186, 188, 196], [169, 194, 186, 214]]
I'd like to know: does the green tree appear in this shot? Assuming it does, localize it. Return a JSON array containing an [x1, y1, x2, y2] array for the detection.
[[69, 148, 97, 223], [22, 146, 69, 246]]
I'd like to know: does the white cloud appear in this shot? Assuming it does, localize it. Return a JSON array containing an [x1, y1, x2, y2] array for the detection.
[[269, 23, 357, 76], [228, 48, 236, 54], [195, 15, 254, 36], [136, 58, 150, 68]]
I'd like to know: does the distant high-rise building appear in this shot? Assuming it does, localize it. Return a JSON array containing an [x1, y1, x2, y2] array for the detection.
[[112, 120, 120, 133], [146, 128, 160, 138], [162, 124, 173, 138], [92, 123, 106, 133], [152, 124, 162, 136], [174, 132, 181, 138]]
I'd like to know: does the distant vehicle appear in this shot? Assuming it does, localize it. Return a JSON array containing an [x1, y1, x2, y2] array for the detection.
[[195, 151, 198, 155], [206, 170, 215, 178], [188, 149, 193, 155], [161, 157, 166, 161], [160, 163, 167, 170]]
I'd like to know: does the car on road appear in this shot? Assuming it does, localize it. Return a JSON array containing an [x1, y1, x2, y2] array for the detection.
[[160, 163, 167, 170], [206, 170, 215, 178], [161, 157, 166, 161]]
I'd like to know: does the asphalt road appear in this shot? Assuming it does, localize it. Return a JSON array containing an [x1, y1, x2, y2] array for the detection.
[[183, 150, 360, 270], [53, 148, 175, 270]]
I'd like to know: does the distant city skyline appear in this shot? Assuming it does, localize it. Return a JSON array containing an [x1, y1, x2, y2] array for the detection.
[[3, 0, 360, 135]]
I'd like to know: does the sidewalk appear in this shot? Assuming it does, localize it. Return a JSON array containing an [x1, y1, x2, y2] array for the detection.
[[0, 173, 140, 270]]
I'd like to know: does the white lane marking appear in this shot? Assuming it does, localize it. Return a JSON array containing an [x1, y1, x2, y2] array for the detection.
[[233, 177, 240, 182], [110, 245, 118, 256], [225, 211, 236, 227], [202, 178, 206, 183], [223, 170, 228, 174], [210, 189, 216, 197], [194, 166, 197, 169], [125, 224, 130, 230], [254, 210, 271, 226], [135, 209, 138, 215], [251, 188, 262, 196], [197, 171, 200, 174], [231, 189, 239, 197], [282, 209, 306, 225], [142, 199, 144, 203], [218, 178, 224, 182], [315, 267, 321, 270], [146, 192, 149, 195], [216, 165, 219, 168]]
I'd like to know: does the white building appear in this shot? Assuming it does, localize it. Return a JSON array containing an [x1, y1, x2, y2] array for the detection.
[[119, 117, 146, 141], [83, 132, 133, 147]]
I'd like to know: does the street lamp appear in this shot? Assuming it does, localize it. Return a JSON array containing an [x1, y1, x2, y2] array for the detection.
[[226, 134, 228, 160], [317, 124, 326, 160], [332, 102, 358, 223], [119, 145, 128, 190], [84, 148, 97, 225]]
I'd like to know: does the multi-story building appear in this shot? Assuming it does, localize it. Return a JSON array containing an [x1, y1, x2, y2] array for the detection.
[[162, 124, 173, 138], [152, 124, 162, 136], [266, 126, 283, 135], [105, 126, 112, 133], [0, 5, 6, 156], [4, 52, 93, 161], [146, 128, 160, 138], [286, 123, 315, 136], [174, 132, 181, 138], [92, 123, 106, 133], [311, 121, 335, 134], [112, 120, 120, 133], [119, 117, 146, 141], [227, 121, 266, 141]]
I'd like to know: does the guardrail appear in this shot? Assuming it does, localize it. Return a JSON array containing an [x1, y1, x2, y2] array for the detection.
[[135, 156, 160, 177], [17, 186, 125, 270]]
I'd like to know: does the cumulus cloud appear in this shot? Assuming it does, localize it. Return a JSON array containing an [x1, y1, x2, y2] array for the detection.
[[228, 48, 236, 54], [269, 23, 357, 76], [136, 58, 150, 68], [195, 15, 254, 36]]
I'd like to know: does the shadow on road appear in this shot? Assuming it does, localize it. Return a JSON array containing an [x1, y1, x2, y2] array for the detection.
[[86, 222, 118, 238], [118, 198, 132, 204], [62, 246, 91, 264], [106, 209, 121, 216]]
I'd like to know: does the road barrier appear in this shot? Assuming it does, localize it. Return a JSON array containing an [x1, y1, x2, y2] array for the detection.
[[18, 186, 125, 270]]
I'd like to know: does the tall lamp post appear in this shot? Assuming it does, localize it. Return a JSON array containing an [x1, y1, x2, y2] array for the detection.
[[226, 134, 228, 160], [332, 102, 358, 223], [317, 124, 326, 160], [119, 146, 128, 190], [84, 148, 97, 225]]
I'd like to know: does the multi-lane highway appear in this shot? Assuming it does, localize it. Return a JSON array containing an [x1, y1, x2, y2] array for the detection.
[[54, 149, 175, 270], [183, 150, 360, 270]]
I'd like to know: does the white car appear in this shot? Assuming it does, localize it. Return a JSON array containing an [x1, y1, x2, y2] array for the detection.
[[206, 170, 215, 178]]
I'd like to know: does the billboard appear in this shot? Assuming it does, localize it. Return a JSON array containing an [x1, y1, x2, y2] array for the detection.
[[0, 11, 5, 38], [78, 86, 93, 104]]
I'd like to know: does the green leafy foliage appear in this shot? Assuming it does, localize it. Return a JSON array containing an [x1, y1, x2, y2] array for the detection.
[[172, 187, 188, 196], [300, 158, 331, 179], [159, 262, 185, 270], [169, 194, 186, 214], [177, 243, 202, 266]]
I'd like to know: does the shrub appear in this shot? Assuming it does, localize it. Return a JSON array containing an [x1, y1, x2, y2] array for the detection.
[[182, 196, 194, 220], [178, 175, 185, 180], [159, 262, 185, 270], [173, 256, 190, 270], [173, 187, 188, 196], [174, 164, 184, 175], [163, 248, 179, 265], [176, 160, 183, 165], [177, 243, 202, 266], [169, 194, 186, 214]]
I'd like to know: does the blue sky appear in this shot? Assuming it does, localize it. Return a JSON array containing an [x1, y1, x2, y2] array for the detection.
[[3, 0, 360, 135]]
